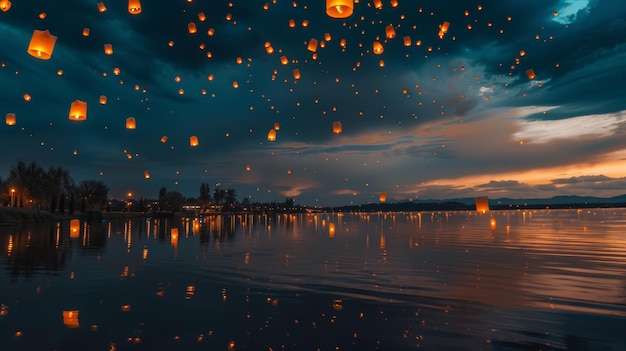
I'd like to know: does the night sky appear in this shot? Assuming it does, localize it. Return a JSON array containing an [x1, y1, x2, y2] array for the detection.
[[1, 0, 625, 206]]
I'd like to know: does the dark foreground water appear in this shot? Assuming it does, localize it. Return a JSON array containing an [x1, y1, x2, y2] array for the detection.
[[1, 209, 625, 351]]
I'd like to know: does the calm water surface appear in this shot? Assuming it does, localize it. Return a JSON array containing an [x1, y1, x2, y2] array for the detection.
[[1, 209, 625, 350]]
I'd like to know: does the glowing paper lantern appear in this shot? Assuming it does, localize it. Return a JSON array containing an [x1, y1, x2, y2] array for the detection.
[[82, 28, 90, 36], [68, 100, 87, 121], [474, 196, 490, 213], [332, 121, 342, 134], [170, 228, 179, 246], [273, 122, 280, 130], [438, 21, 450, 39], [27, 30, 57, 60], [5, 113, 16, 126], [188, 22, 197, 34], [128, 0, 141, 14], [62, 310, 80, 328], [97, 2, 106, 12], [0, 0, 11, 12], [372, 41, 384, 54], [403, 36, 411, 46], [160, 136, 168, 143], [125, 117, 136, 129], [189, 136, 199, 147], [379, 192, 387, 202], [23, 93, 31, 101], [267, 129, 276, 141], [104, 44, 113, 55], [292, 68, 301, 80], [288, 19, 296, 28], [385, 25, 396, 39], [328, 223, 335, 237], [144, 171, 150, 179], [198, 12, 206, 21], [307, 38, 318, 52], [526, 68, 536, 80], [373, 0, 382, 10], [99, 95, 107, 104], [70, 219, 80, 238], [280, 55, 289, 65], [326, 0, 353, 18]]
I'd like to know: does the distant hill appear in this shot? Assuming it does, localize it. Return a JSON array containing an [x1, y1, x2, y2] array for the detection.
[[327, 194, 626, 212]]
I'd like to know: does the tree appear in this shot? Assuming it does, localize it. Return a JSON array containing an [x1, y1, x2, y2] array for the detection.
[[224, 188, 238, 210], [77, 180, 109, 209], [162, 191, 184, 212], [199, 183, 211, 210]]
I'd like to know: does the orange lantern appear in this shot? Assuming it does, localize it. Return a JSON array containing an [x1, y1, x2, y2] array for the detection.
[[474, 196, 490, 213], [372, 41, 384, 54], [340, 38, 347, 48], [160, 136, 168, 143], [82, 28, 90, 36], [273, 122, 280, 130], [403, 36, 411, 46], [326, 0, 353, 18], [280, 55, 289, 65], [0, 0, 11, 12], [307, 38, 318, 52], [267, 129, 276, 141], [526, 68, 536, 80], [232, 81, 239, 89], [171, 228, 179, 247], [379, 192, 387, 202], [190, 136, 199, 147], [207, 28, 215, 36], [27, 30, 57, 60], [62, 310, 80, 328], [288, 19, 296, 28], [5, 113, 16, 126], [104, 44, 113, 55], [144, 171, 150, 179], [373, 0, 382, 9], [99, 95, 107, 104], [128, 0, 141, 14], [198, 12, 206, 21], [125, 117, 136, 129], [292, 68, 301, 80], [97, 2, 106, 12], [70, 219, 80, 238], [188, 22, 197, 34], [68, 100, 87, 121], [23, 93, 32, 101], [385, 25, 396, 39], [332, 121, 342, 134]]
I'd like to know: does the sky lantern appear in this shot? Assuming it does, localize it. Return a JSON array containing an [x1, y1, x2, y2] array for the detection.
[[27, 30, 57, 60], [170, 228, 178, 247], [307, 38, 318, 52], [390, 0, 399, 7], [267, 129, 276, 141], [5, 113, 16, 126], [373, 0, 382, 10], [189, 135, 199, 147], [23, 93, 32, 101], [474, 196, 490, 213], [207, 28, 215, 36], [62, 310, 80, 328], [288, 19, 296, 28], [128, 0, 141, 14], [280, 55, 288, 65], [99, 95, 107, 104], [403, 36, 411, 46], [70, 219, 80, 237], [188, 22, 197, 34], [526, 68, 536, 80], [104, 44, 113, 55], [68, 100, 87, 121], [82, 28, 90, 36], [332, 121, 342, 134], [113, 67, 120, 75], [385, 25, 396, 39], [264, 41, 274, 54], [340, 38, 347, 48], [144, 171, 150, 179], [97, 2, 106, 12], [125, 117, 136, 129], [372, 41, 384, 54], [160, 136, 168, 143], [438, 22, 450, 39], [232, 81, 239, 88], [292, 68, 301, 80], [0, 0, 11, 12], [379, 192, 387, 202], [273, 122, 280, 130], [198, 12, 206, 21], [326, 0, 354, 19]]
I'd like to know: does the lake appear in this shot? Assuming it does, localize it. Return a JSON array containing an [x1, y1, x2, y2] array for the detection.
[[1, 209, 625, 350]]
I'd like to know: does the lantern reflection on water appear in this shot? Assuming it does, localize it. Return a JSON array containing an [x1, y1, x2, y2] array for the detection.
[[70, 219, 80, 238]]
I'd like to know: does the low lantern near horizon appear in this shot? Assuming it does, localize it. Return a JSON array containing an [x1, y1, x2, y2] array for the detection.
[[70, 219, 80, 238], [0, 0, 12, 12], [5, 113, 16, 126], [325, 0, 353, 18], [474, 196, 490, 213], [128, 0, 141, 14], [379, 192, 387, 203], [27, 30, 57, 60], [332, 121, 342, 134], [267, 129, 277, 141], [68, 100, 87, 121], [62, 310, 80, 329], [125, 117, 136, 129], [189, 135, 199, 147], [170, 228, 179, 247]]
